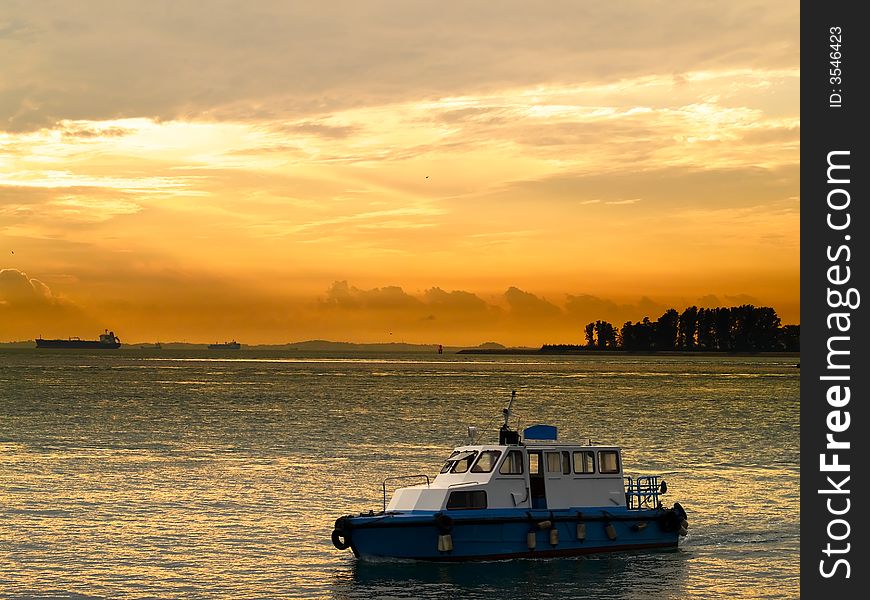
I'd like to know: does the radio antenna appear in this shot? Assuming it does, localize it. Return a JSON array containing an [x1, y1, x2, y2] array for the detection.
[[503, 389, 516, 428], [498, 390, 521, 445]]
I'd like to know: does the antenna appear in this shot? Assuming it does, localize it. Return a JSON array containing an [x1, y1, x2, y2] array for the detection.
[[467, 426, 478, 444], [503, 389, 516, 428], [499, 390, 521, 445]]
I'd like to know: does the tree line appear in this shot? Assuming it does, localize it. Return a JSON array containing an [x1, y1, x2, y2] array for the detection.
[[542, 305, 799, 352]]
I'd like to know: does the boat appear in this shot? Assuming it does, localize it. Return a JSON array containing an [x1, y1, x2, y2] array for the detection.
[[36, 330, 121, 349], [330, 391, 688, 561], [208, 341, 240, 349], [139, 343, 162, 349]]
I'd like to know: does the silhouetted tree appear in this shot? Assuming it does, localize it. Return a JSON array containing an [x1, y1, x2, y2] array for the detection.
[[621, 321, 638, 351], [779, 324, 800, 352], [697, 308, 716, 350], [583, 320, 617, 349], [578, 305, 793, 353], [655, 309, 679, 351], [731, 305, 753, 351], [752, 306, 782, 351], [714, 307, 733, 351], [584, 322, 595, 347], [678, 306, 698, 350], [592, 320, 610, 349]]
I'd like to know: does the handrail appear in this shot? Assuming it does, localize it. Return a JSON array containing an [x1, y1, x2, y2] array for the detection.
[[624, 475, 664, 509], [447, 480, 481, 488], [382, 474, 431, 511]]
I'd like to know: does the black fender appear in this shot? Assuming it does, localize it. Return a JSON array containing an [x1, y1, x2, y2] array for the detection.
[[434, 512, 454, 534], [659, 509, 681, 532], [331, 528, 351, 550], [332, 516, 353, 550]]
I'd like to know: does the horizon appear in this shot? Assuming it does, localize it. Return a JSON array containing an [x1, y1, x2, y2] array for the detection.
[[3, 299, 798, 348], [0, 2, 798, 347]]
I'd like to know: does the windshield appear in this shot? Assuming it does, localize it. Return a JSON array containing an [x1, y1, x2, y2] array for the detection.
[[440, 450, 478, 474]]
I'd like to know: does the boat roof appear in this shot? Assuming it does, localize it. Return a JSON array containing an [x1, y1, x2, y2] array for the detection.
[[451, 442, 620, 452]]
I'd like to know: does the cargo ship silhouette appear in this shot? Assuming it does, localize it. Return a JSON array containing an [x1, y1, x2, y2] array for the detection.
[[208, 340, 240, 349], [36, 330, 121, 349]]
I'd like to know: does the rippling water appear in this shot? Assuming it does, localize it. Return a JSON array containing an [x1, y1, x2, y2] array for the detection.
[[0, 349, 799, 599]]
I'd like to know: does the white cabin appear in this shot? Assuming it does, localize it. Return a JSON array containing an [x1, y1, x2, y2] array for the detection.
[[386, 442, 627, 512]]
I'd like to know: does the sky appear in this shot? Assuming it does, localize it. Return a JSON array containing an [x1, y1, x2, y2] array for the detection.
[[0, 1, 799, 346]]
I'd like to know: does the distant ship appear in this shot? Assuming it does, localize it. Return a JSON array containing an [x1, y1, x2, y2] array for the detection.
[[36, 330, 121, 349], [208, 341, 240, 349], [140, 343, 163, 350]]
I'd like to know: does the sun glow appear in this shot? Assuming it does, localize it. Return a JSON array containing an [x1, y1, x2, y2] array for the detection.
[[0, 3, 798, 345]]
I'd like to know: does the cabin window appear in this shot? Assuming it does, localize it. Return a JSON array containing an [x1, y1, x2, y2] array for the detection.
[[498, 450, 524, 475], [471, 450, 502, 473], [529, 452, 542, 475], [562, 451, 571, 475], [446, 490, 487, 510], [545, 451, 562, 473], [573, 451, 595, 474], [451, 451, 478, 474], [440, 450, 461, 474], [598, 450, 620, 474]]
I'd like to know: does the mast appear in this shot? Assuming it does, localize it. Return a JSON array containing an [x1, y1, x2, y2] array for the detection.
[[503, 389, 516, 428], [499, 390, 520, 445]]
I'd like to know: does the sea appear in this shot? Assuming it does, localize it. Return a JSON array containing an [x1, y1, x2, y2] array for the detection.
[[0, 349, 799, 599]]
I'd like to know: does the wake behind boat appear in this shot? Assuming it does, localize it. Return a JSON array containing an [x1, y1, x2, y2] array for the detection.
[[331, 391, 688, 561], [36, 329, 121, 349]]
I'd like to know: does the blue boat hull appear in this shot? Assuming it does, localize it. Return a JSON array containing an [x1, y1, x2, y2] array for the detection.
[[335, 507, 684, 561]]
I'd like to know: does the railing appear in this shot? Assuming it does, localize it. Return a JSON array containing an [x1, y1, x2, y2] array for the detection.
[[624, 475, 665, 509], [382, 474, 431, 511]]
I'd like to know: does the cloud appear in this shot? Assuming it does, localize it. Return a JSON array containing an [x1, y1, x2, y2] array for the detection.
[[564, 294, 668, 326], [1, 1, 798, 132], [478, 163, 799, 213], [60, 122, 132, 139], [503, 286, 561, 319], [0, 268, 94, 339], [0, 271, 795, 345], [273, 120, 360, 139], [321, 280, 422, 310], [697, 294, 721, 307], [0, 18, 35, 40], [423, 287, 490, 313], [0, 2, 799, 343], [0, 185, 143, 228], [637, 296, 667, 318], [321, 282, 499, 318], [723, 293, 761, 306], [0, 268, 53, 305]]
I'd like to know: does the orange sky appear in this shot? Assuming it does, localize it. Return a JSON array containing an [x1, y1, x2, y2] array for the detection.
[[0, 2, 799, 346]]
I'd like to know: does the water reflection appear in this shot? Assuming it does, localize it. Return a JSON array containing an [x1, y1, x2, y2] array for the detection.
[[0, 349, 798, 598], [332, 549, 690, 600]]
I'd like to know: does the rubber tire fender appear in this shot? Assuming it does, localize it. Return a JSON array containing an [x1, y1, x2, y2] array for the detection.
[[434, 512, 454, 534], [659, 510, 681, 532], [331, 528, 351, 550]]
